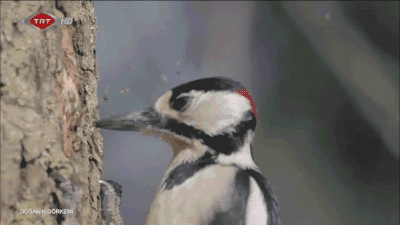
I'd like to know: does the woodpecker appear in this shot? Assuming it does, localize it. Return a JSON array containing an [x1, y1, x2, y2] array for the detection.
[[96, 77, 280, 225]]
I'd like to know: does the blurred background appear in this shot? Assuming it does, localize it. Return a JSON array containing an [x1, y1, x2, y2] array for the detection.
[[95, 2, 399, 225]]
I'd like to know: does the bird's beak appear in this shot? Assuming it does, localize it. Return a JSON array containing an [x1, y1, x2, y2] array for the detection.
[[95, 107, 166, 133]]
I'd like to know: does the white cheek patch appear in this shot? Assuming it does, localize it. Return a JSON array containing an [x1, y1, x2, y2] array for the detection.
[[154, 90, 253, 136], [154, 91, 180, 119], [180, 90, 252, 136]]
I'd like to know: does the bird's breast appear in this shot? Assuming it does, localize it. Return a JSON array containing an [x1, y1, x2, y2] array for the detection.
[[145, 164, 240, 225]]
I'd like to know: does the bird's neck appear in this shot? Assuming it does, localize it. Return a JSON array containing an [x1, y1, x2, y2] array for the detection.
[[163, 129, 258, 181], [164, 138, 214, 174]]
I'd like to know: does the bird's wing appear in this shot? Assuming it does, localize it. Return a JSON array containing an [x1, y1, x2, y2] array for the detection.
[[208, 168, 280, 225], [244, 169, 280, 225]]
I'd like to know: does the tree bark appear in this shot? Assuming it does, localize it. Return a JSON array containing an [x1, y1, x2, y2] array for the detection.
[[1, 1, 105, 224]]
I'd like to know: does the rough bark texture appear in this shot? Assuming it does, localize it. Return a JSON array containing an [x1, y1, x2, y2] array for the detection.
[[1, 1, 105, 224]]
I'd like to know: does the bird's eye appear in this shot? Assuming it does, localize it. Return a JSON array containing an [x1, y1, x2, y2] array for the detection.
[[171, 96, 191, 112]]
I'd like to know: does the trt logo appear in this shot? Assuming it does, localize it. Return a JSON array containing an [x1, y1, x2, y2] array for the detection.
[[22, 12, 73, 30], [29, 13, 55, 29]]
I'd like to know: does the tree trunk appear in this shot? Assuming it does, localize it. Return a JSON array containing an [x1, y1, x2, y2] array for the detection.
[[1, 1, 105, 224]]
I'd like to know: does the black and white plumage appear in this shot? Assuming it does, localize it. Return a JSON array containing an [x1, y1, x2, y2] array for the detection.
[[96, 77, 280, 225]]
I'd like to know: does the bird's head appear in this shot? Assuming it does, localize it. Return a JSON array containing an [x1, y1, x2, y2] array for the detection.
[[96, 77, 258, 158]]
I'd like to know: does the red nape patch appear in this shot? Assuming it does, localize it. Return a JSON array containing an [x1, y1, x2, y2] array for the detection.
[[236, 89, 258, 120]]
